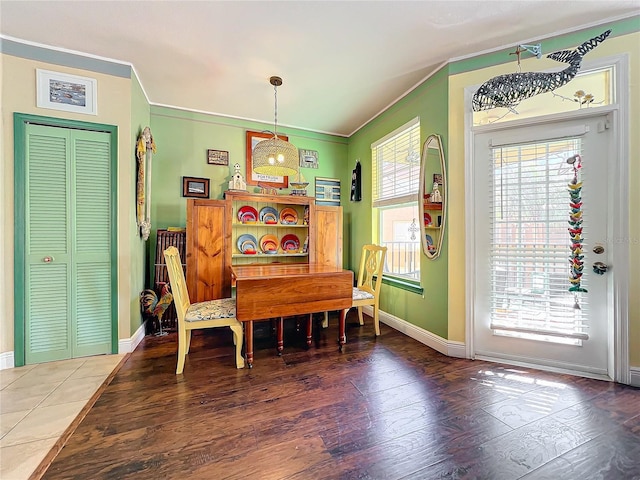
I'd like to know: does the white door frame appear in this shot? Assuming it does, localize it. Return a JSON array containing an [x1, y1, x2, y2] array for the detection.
[[464, 54, 630, 384]]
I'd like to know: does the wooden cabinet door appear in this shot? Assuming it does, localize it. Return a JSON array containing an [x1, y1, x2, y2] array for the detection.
[[186, 199, 231, 303], [310, 205, 343, 268]]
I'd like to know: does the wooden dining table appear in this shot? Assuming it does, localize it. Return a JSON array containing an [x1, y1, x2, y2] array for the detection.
[[231, 263, 353, 367]]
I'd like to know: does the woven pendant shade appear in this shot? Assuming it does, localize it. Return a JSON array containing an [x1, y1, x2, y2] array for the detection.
[[252, 76, 298, 178], [252, 134, 299, 177]]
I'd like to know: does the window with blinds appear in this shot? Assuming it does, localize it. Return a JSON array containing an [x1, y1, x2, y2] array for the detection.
[[489, 137, 588, 344], [372, 118, 421, 281], [372, 118, 421, 208]]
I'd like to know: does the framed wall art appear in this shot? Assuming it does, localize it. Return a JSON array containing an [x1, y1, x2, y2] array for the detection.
[[207, 149, 229, 166], [315, 177, 341, 206], [182, 176, 210, 198], [36, 69, 97, 115], [245, 130, 289, 188], [299, 149, 319, 169]]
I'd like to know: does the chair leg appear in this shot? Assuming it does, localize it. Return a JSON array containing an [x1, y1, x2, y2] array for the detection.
[[230, 324, 245, 369], [373, 303, 381, 336], [185, 330, 192, 354], [357, 307, 364, 326], [176, 329, 188, 375], [321, 311, 329, 329]]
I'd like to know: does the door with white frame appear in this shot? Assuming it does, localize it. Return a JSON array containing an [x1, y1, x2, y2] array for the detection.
[[472, 112, 615, 378]]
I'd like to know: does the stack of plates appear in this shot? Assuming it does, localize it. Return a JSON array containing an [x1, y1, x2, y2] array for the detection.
[[281, 234, 300, 252], [237, 234, 257, 254], [279, 207, 298, 225], [260, 234, 279, 254], [259, 206, 278, 224], [237, 206, 258, 223]]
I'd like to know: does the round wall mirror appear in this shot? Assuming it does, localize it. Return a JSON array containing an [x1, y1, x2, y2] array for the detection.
[[418, 134, 446, 259]]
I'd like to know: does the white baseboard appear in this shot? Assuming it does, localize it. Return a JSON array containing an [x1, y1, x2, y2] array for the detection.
[[118, 321, 146, 354], [631, 367, 640, 388], [0, 322, 146, 370], [0, 351, 15, 370], [363, 306, 466, 358]]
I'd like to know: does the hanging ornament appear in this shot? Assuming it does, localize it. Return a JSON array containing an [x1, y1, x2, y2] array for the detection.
[[472, 30, 611, 112], [567, 154, 587, 302]]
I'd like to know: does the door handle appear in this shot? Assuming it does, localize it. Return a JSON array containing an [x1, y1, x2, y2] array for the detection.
[[43, 256, 54, 263], [592, 261, 608, 275]]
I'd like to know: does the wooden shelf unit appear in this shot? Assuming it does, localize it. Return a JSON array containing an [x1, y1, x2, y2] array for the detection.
[[186, 191, 343, 303]]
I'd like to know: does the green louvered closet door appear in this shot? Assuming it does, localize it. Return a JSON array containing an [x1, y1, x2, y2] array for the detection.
[[25, 124, 113, 363]]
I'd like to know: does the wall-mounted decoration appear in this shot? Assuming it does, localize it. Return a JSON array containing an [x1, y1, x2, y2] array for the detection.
[[207, 149, 229, 166], [246, 130, 289, 188], [567, 154, 586, 309], [315, 177, 341, 206], [299, 149, 319, 169], [182, 176, 210, 198], [350, 160, 361, 202], [136, 127, 156, 241], [36, 69, 97, 115], [472, 30, 611, 112]]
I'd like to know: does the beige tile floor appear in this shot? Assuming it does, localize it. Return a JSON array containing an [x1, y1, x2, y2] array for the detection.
[[0, 354, 125, 480]]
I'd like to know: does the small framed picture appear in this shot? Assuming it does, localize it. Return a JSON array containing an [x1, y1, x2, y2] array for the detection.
[[315, 177, 341, 206], [433, 173, 443, 185], [299, 149, 319, 169], [36, 69, 97, 115], [182, 176, 210, 198], [207, 149, 229, 166]]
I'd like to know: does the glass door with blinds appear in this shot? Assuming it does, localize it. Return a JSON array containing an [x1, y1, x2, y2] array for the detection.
[[472, 113, 613, 377]]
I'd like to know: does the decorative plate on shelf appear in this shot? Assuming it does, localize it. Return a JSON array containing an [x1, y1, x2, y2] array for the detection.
[[237, 205, 258, 223], [281, 233, 300, 252], [260, 234, 279, 254], [279, 207, 298, 225], [424, 212, 432, 226], [259, 206, 279, 224], [237, 234, 258, 254]]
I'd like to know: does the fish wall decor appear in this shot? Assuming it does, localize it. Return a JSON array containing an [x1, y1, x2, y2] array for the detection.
[[472, 30, 611, 112]]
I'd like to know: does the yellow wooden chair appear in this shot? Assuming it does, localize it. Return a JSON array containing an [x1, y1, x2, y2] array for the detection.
[[163, 246, 244, 373], [344, 244, 387, 336]]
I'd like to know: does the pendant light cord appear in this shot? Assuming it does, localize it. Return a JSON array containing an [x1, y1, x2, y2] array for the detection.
[[273, 83, 279, 137]]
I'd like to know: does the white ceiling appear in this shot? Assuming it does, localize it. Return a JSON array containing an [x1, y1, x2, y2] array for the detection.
[[1, 1, 638, 136]]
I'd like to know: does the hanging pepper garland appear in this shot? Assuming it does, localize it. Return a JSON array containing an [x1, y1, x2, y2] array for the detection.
[[567, 154, 587, 301]]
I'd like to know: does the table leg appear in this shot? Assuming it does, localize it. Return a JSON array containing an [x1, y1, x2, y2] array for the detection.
[[338, 309, 346, 351], [277, 317, 284, 355], [245, 320, 254, 368], [306, 313, 313, 348]]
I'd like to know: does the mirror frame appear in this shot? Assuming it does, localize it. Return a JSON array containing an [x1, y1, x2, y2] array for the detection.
[[418, 134, 446, 260]]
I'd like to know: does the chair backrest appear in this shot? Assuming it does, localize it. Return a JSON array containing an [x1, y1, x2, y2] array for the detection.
[[163, 246, 191, 327], [357, 244, 387, 296]]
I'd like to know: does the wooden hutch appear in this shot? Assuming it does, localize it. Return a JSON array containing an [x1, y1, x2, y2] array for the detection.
[[186, 191, 343, 303]]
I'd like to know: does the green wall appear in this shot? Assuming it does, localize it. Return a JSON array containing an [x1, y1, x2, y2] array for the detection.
[[147, 106, 349, 284], [346, 66, 450, 338], [130, 74, 151, 332]]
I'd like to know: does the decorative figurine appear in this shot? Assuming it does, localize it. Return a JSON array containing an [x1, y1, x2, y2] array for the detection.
[[431, 182, 442, 203], [228, 163, 247, 191]]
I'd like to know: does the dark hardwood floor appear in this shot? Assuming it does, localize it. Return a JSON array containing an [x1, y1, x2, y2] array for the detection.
[[41, 313, 640, 480]]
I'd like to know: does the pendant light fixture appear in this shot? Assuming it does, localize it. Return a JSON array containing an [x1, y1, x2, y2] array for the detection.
[[252, 76, 299, 178]]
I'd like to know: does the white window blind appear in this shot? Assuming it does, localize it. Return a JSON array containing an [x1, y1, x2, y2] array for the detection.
[[372, 118, 421, 207], [489, 137, 589, 341]]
